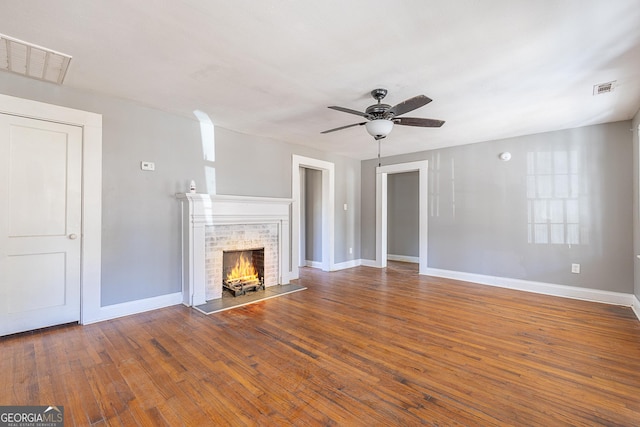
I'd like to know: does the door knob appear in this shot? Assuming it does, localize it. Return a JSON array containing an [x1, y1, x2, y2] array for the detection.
[[69, 233, 78, 240]]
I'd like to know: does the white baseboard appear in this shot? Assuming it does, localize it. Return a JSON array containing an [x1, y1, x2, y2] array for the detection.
[[307, 259, 363, 271], [632, 295, 640, 321], [359, 257, 422, 267], [387, 254, 419, 263], [360, 259, 379, 268], [424, 268, 635, 307], [305, 260, 323, 269], [82, 292, 183, 325], [332, 259, 362, 270]]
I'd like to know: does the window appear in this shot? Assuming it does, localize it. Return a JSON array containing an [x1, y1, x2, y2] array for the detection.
[[526, 150, 583, 245]]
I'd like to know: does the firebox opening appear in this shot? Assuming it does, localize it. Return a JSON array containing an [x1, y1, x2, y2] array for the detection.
[[222, 248, 265, 297]]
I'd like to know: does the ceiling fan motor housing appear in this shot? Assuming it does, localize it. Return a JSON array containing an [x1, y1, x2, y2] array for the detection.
[[366, 103, 391, 118]]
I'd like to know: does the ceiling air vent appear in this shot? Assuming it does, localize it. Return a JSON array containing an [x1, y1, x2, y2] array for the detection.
[[0, 33, 72, 84], [593, 80, 616, 95]]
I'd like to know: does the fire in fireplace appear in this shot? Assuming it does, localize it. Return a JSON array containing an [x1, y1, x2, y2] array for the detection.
[[222, 248, 265, 296]]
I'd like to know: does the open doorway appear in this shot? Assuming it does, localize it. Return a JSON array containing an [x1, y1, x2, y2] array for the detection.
[[387, 171, 420, 264], [300, 167, 323, 268], [376, 160, 428, 274], [291, 155, 335, 279]]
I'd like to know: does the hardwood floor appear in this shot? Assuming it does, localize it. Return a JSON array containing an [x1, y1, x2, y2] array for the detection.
[[2, 263, 640, 426]]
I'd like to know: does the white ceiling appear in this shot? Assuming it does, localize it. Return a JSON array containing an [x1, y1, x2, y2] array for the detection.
[[2, 0, 640, 160]]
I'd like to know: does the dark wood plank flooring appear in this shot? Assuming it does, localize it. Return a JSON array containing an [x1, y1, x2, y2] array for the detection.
[[2, 262, 640, 426]]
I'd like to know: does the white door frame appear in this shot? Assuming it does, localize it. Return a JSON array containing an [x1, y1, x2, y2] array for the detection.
[[292, 155, 335, 278], [0, 94, 102, 324], [376, 160, 428, 274]]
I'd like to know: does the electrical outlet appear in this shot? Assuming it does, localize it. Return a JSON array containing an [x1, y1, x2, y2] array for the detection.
[[349, 247, 353, 254], [571, 263, 580, 274], [344, 203, 348, 211], [140, 161, 155, 171]]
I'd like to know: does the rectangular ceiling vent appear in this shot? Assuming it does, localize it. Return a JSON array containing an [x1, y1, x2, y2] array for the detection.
[[0, 33, 72, 84], [593, 80, 616, 95]]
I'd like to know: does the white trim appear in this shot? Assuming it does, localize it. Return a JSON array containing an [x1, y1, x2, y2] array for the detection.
[[376, 161, 428, 274], [292, 155, 335, 278], [212, 194, 293, 205], [333, 259, 362, 270], [0, 94, 103, 325], [425, 267, 636, 307], [360, 259, 378, 268], [305, 260, 324, 269], [0, 95, 102, 127], [83, 292, 182, 324], [632, 295, 640, 321], [636, 124, 640, 321], [387, 254, 419, 263]]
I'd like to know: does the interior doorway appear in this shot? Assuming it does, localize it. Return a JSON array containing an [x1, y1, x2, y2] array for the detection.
[[0, 93, 102, 329], [0, 115, 82, 336], [376, 160, 429, 274], [387, 171, 420, 263], [291, 155, 335, 279], [301, 167, 323, 268]]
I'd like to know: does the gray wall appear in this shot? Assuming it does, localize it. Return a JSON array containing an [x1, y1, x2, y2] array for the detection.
[[387, 171, 419, 257], [362, 121, 634, 293], [0, 72, 361, 306], [304, 168, 322, 262]]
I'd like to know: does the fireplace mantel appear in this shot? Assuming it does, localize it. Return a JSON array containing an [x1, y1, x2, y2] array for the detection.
[[177, 193, 292, 306]]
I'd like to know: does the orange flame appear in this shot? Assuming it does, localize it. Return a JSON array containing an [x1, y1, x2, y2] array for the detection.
[[226, 253, 259, 282]]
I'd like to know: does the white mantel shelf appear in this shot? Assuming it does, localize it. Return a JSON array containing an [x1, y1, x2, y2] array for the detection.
[[176, 193, 292, 307]]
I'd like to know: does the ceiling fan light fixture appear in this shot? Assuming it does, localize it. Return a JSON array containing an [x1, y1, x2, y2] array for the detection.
[[365, 119, 393, 139]]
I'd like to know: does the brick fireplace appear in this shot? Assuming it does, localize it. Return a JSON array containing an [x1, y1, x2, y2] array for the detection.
[[177, 193, 292, 306]]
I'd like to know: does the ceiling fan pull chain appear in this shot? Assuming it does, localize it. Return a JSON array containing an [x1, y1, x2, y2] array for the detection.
[[378, 139, 381, 167]]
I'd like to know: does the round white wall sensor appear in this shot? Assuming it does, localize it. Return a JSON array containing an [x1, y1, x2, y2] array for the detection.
[[499, 152, 512, 161]]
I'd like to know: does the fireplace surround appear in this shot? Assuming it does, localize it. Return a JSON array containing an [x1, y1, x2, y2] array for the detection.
[[177, 193, 292, 306]]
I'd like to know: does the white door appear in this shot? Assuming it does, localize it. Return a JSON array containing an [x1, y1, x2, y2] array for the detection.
[[0, 113, 82, 336]]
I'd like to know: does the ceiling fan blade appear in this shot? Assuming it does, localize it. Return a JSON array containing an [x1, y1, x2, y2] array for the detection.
[[387, 95, 432, 117], [321, 122, 367, 134], [328, 106, 370, 118], [394, 117, 445, 127]]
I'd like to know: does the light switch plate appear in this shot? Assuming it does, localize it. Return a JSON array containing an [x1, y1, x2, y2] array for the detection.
[[141, 161, 155, 171]]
